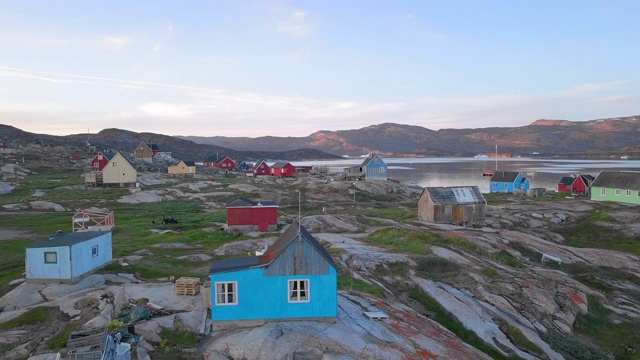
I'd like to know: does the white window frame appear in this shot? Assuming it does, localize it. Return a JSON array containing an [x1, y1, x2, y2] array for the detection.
[[600, 187, 606, 196], [444, 205, 452, 215], [288, 279, 310, 303], [92, 245, 99, 258], [626, 189, 632, 197], [98, 155, 103, 160], [215, 281, 238, 306], [615, 189, 621, 196], [44, 252, 58, 264]]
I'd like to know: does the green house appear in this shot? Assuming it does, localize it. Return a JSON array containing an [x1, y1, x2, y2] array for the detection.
[[590, 171, 640, 205]]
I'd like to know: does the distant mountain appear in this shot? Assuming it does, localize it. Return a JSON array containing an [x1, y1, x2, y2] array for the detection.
[[0, 125, 340, 162], [179, 115, 640, 157]]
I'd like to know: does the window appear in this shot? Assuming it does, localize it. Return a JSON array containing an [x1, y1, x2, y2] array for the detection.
[[221, 163, 227, 168], [444, 205, 452, 215], [626, 190, 632, 197], [493, 183, 498, 188], [600, 188, 606, 196], [44, 252, 57, 264], [215, 282, 238, 305], [615, 189, 621, 195], [288, 279, 310, 302], [379, 167, 385, 174], [112, 161, 117, 167], [98, 155, 103, 160], [92, 245, 98, 258]]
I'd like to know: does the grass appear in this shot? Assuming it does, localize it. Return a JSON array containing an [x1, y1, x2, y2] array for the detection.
[[413, 255, 460, 280], [358, 205, 417, 221], [499, 322, 544, 356], [409, 288, 518, 360], [46, 323, 80, 349], [482, 267, 499, 278], [0, 307, 48, 330], [542, 331, 610, 360], [573, 295, 640, 360], [337, 273, 384, 297], [556, 217, 640, 256], [159, 328, 200, 348]]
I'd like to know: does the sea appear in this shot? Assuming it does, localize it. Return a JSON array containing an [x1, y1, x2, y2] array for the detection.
[[292, 157, 640, 193]]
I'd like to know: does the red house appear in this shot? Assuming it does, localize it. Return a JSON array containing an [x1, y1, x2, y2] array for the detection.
[[90, 151, 114, 171], [204, 155, 236, 170], [226, 197, 278, 234], [270, 161, 296, 177], [253, 160, 270, 176], [557, 175, 594, 195]]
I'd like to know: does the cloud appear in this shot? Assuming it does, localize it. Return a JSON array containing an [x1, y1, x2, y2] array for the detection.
[[153, 23, 175, 53], [277, 11, 311, 38], [560, 81, 628, 96], [103, 36, 134, 51]]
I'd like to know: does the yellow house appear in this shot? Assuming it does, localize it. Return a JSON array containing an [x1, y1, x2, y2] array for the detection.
[[168, 160, 196, 174], [102, 152, 137, 186]]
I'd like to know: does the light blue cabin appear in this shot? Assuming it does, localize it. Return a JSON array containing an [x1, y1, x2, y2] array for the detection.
[[25, 231, 113, 283], [209, 222, 337, 322], [489, 171, 530, 194], [345, 153, 388, 181]]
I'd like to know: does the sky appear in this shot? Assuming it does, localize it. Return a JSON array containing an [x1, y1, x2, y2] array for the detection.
[[0, 0, 638, 137]]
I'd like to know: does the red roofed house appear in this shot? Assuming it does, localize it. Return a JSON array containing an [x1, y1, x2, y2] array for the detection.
[[270, 161, 296, 177], [227, 197, 279, 234], [90, 151, 114, 171]]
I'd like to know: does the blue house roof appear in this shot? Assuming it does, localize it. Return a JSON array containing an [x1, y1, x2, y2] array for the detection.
[[209, 221, 335, 274], [28, 231, 111, 249]]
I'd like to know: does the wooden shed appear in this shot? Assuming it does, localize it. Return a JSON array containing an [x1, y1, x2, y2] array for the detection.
[[25, 231, 113, 283], [101, 151, 137, 186], [227, 197, 278, 234], [418, 186, 486, 223]]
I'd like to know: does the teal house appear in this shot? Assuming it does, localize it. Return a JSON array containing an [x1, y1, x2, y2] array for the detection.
[[345, 153, 388, 181], [25, 231, 113, 283], [489, 171, 530, 194], [590, 171, 640, 205], [208, 222, 338, 322]]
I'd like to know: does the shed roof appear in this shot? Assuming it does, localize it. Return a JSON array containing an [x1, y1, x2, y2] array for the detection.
[[361, 153, 385, 167], [271, 161, 291, 169], [209, 221, 335, 274], [558, 176, 575, 186], [490, 171, 521, 183], [215, 155, 232, 164], [149, 143, 160, 151], [254, 160, 269, 168], [27, 231, 111, 249], [226, 196, 278, 207], [204, 155, 218, 162], [591, 171, 640, 190], [423, 186, 486, 205], [183, 160, 195, 166]]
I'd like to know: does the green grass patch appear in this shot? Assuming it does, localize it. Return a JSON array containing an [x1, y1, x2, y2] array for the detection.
[[159, 328, 200, 348], [556, 220, 640, 256], [409, 289, 516, 360], [46, 323, 80, 349], [482, 267, 499, 278], [542, 330, 610, 360], [337, 273, 384, 297], [499, 322, 544, 356], [487, 250, 522, 267], [359, 206, 417, 221], [0, 307, 48, 330], [414, 255, 460, 280], [374, 261, 409, 277], [573, 295, 640, 359], [0, 239, 36, 287], [367, 228, 433, 254]]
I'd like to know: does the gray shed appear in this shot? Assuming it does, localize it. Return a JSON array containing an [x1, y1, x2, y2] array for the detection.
[[418, 186, 486, 223]]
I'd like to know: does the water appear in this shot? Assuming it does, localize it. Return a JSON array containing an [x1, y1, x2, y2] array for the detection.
[[294, 157, 640, 193]]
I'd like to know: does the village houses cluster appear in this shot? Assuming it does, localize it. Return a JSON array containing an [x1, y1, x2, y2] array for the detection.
[[19, 140, 640, 355]]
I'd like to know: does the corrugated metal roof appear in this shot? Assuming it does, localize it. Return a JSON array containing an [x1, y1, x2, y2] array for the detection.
[[27, 231, 111, 249], [424, 186, 486, 205], [591, 171, 640, 190], [209, 221, 336, 274], [226, 196, 278, 207], [489, 171, 520, 182], [558, 176, 575, 186], [271, 161, 291, 169]]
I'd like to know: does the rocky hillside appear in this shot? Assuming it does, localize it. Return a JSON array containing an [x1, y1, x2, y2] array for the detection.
[[180, 115, 640, 157], [0, 125, 340, 162]]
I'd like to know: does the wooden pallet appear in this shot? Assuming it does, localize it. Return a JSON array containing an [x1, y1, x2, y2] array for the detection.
[[175, 277, 200, 296]]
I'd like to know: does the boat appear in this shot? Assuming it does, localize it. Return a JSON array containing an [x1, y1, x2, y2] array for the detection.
[[621, 155, 629, 160], [482, 169, 495, 177]]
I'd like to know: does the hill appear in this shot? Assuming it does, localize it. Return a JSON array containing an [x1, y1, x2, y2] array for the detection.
[[179, 115, 640, 157]]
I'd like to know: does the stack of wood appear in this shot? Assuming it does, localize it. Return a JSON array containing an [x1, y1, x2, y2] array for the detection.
[[175, 277, 200, 296]]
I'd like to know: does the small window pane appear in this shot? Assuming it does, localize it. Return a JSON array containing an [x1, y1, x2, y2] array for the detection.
[[45, 252, 57, 264]]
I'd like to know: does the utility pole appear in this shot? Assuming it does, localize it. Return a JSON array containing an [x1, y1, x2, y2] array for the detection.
[[352, 183, 356, 206]]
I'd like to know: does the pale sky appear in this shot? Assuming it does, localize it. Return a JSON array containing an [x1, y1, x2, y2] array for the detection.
[[0, 1, 638, 137]]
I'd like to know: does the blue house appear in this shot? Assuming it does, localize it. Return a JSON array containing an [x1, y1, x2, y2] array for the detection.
[[345, 153, 388, 181], [489, 171, 530, 194], [25, 231, 113, 283], [208, 222, 338, 322]]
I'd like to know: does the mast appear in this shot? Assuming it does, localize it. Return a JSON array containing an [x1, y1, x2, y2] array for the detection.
[[495, 145, 498, 171]]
